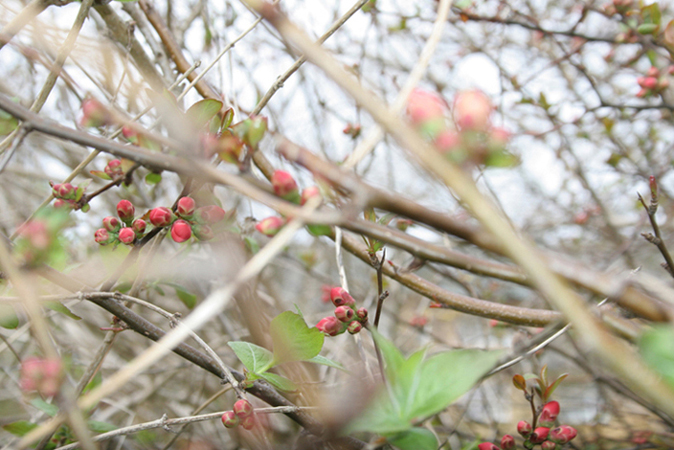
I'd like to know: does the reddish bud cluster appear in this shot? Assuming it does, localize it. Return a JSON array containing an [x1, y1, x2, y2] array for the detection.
[[222, 399, 256, 430], [636, 66, 672, 98], [50, 181, 89, 211], [20, 357, 63, 397], [79, 98, 114, 128], [315, 287, 368, 337], [406, 89, 513, 167], [95, 200, 146, 247], [145, 201, 225, 243]]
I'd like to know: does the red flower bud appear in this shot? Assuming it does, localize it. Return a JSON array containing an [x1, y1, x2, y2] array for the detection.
[[501, 434, 515, 450], [530, 427, 550, 444], [195, 205, 226, 224], [549, 425, 577, 444], [541, 441, 556, 450], [647, 66, 660, 78], [356, 307, 368, 322], [538, 400, 560, 426], [104, 159, 123, 177], [233, 399, 254, 418], [454, 89, 492, 131], [347, 320, 363, 334], [53, 183, 75, 200], [221, 411, 239, 428], [94, 228, 112, 245], [171, 220, 192, 243], [118, 227, 136, 245], [20, 357, 63, 397], [434, 130, 461, 153], [330, 287, 355, 307], [255, 216, 285, 237], [271, 170, 300, 203], [132, 219, 146, 236], [240, 414, 256, 430], [149, 207, 174, 227], [640, 76, 658, 90], [103, 216, 121, 232], [177, 197, 196, 217], [116, 200, 135, 224], [19, 220, 50, 249], [334, 306, 355, 323], [316, 316, 343, 336], [301, 186, 322, 206], [517, 421, 532, 437], [80, 98, 113, 127], [477, 443, 500, 450], [406, 88, 447, 126]]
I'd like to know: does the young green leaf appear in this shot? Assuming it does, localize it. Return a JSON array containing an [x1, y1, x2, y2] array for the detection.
[[639, 325, 674, 389], [44, 301, 81, 320], [307, 355, 348, 371], [269, 311, 324, 366], [258, 372, 298, 392], [186, 99, 223, 130], [88, 421, 118, 433], [30, 398, 59, 417], [387, 427, 437, 450], [228, 341, 274, 374], [0, 303, 19, 329], [3, 420, 38, 437]]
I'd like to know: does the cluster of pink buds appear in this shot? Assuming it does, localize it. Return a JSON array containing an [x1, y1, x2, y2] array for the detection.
[[603, 0, 634, 16], [480, 401, 577, 450], [202, 116, 268, 163], [343, 123, 361, 139], [121, 125, 159, 151], [636, 66, 673, 98], [148, 197, 225, 243], [256, 171, 331, 237], [221, 399, 256, 430], [20, 357, 63, 397], [94, 200, 146, 246], [79, 98, 115, 128], [90, 159, 128, 181], [406, 88, 513, 167], [50, 181, 90, 212], [315, 287, 369, 336]]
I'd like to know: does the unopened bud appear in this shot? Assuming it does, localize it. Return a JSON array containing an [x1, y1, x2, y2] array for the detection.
[[518, 421, 532, 437], [301, 186, 322, 206], [549, 425, 577, 444], [94, 228, 112, 245], [118, 227, 136, 245], [334, 306, 355, 323], [132, 219, 146, 236], [530, 427, 550, 444], [193, 224, 214, 241], [80, 98, 113, 127], [347, 321, 362, 334], [330, 287, 356, 307], [316, 316, 343, 336], [171, 220, 192, 243], [538, 401, 560, 427], [501, 434, 515, 450], [149, 207, 174, 227], [647, 67, 660, 78], [104, 159, 123, 178], [20, 357, 63, 397], [53, 183, 75, 200], [454, 90, 492, 131], [233, 399, 254, 418], [221, 411, 239, 428], [406, 88, 447, 126], [255, 216, 285, 237], [195, 205, 226, 224], [477, 443, 499, 450], [240, 414, 256, 430], [541, 441, 556, 450], [177, 197, 196, 218], [356, 307, 368, 321], [271, 170, 300, 203], [103, 216, 121, 232], [116, 200, 135, 225]]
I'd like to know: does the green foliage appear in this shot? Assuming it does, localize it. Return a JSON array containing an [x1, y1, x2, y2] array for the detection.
[[30, 398, 59, 417], [388, 427, 438, 450], [44, 301, 81, 320], [0, 109, 18, 136], [186, 99, 223, 130], [3, 420, 37, 437], [0, 303, 19, 329], [639, 325, 674, 389], [348, 330, 502, 435]]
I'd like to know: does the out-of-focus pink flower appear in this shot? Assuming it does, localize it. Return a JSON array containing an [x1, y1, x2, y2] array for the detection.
[[454, 89, 492, 131], [406, 88, 447, 126]]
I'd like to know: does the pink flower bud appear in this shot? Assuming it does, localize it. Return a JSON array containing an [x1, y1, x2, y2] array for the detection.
[[647, 66, 660, 78], [255, 216, 286, 237], [518, 421, 532, 437], [233, 399, 254, 418], [116, 200, 135, 224], [171, 220, 192, 243], [316, 316, 343, 336], [271, 170, 300, 203], [454, 89, 492, 131], [530, 427, 550, 444], [434, 130, 461, 153], [477, 444, 499, 450], [20, 357, 63, 397], [104, 159, 123, 177], [53, 183, 75, 200], [301, 186, 322, 206], [53, 199, 74, 209], [636, 88, 649, 98], [94, 228, 112, 245], [347, 320, 363, 334], [132, 219, 146, 236], [501, 434, 515, 450], [195, 205, 226, 224], [538, 401, 560, 426], [177, 197, 196, 217], [356, 307, 368, 321], [193, 224, 214, 241], [221, 411, 239, 428], [118, 227, 136, 245], [329, 287, 355, 307], [103, 216, 121, 232], [406, 88, 447, 125], [149, 207, 174, 227], [658, 77, 670, 90], [641, 76, 658, 90], [240, 414, 256, 430], [19, 220, 50, 249], [79, 98, 113, 127], [541, 441, 556, 450], [549, 425, 577, 444], [334, 306, 355, 323]]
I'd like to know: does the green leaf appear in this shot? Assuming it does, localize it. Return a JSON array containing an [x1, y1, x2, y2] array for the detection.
[[3, 420, 37, 437], [387, 427, 437, 450], [83, 371, 102, 394], [258, 372, 298, 392], [44, 301, 81, 320], [89, 170, 112, 180], [349, 330, 502, 434], [30, 398, 59, 417], [145, 172, 162, 185], [0, 110, 18, 136], [228, 341, 274, 373], [543, 373, 568, 401], [269, 311, 324, 366], [306, 224, 332, 236], [642, 2, 661, 26], [637, 23, 658, 35], [639, 325, 674, 389], [244, 236, 260, 254], [186, 99, 223, 130], [88, 421, 117, 432], [307, 355, 347, 371], [174, 287, 197, 309], [0, 303, 19, 329]]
